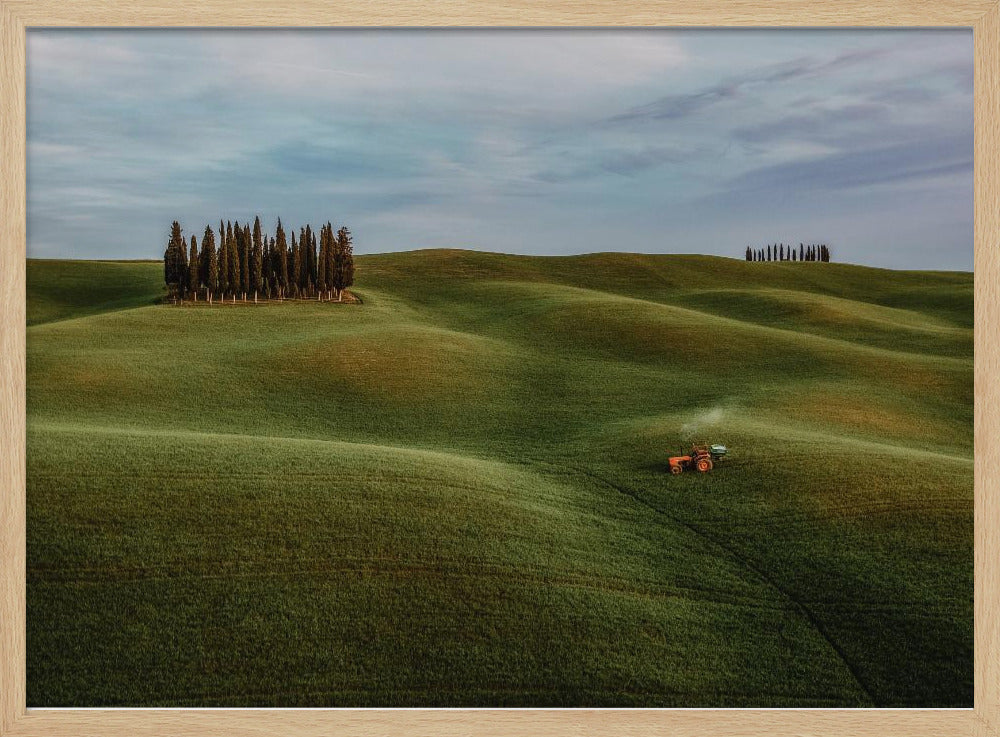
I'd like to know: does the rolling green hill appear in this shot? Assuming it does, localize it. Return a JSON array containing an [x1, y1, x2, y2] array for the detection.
[[25, 251, 973, 707]]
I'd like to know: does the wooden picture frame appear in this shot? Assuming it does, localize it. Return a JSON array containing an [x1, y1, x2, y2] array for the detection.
[[1, 2, 996, 735]]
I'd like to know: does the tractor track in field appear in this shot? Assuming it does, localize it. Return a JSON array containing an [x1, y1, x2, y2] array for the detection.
[[557, 462, 878, 706]]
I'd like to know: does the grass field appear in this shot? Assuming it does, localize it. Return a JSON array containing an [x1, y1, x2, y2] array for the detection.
[[25, 251, 973, 707]]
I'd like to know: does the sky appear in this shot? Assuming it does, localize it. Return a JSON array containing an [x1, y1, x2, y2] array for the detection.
[[26, 29, 973, 270]]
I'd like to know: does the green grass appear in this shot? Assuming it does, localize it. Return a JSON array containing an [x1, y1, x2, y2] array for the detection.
[[26, 259, 163, 326], [26, 250, 973, 707]]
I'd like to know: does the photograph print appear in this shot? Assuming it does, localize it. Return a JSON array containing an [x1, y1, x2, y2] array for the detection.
[[26, 29, 972, 707]]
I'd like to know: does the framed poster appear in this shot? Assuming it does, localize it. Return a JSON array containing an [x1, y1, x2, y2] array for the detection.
[[1, 1, 997, 735]]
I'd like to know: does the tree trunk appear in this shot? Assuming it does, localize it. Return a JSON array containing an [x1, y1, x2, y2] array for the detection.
[[254, 291, 258, 304]]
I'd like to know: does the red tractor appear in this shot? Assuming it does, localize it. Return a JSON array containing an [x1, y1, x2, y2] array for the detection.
[[669, 443, 728, 475]]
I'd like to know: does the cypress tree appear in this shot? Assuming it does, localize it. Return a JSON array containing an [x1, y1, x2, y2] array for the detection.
[[219, 223, 230, 295], [252, 221, 263, 302], [188, 235, 199, 301], [275, 220, 288, 299], [241, 223, 251, 299], [200, 225, 214, 290], [291, 230, 302, 297], [329, 225, 340, 299], [227, 221, 238, 301], [252, 216, 263, 300], [325, 222, 336, 299], [234, 223, 243, 298], [206, 226, 219, 302], [271, 236, 281, 298], [179, 228, 189, 296], [304, 224, 315, 294], [234, 222, 243, 298], [334, 226, 354, 301], [317, 225, 328, 298], [311, 230, 318, 297], [163, 224, 174, 292], [295, 228, 306, 296], [767, 244, 772, 262], [263, 235, 271, 298], [297, 228, 307, 294], [163, 221, 185, 300], [164, 239, 173, 296], [232, 222, 240, 295], [216, 221, 224, 294]]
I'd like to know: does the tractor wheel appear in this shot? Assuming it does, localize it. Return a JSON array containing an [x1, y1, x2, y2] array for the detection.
[[670, 465, 683, 475], [696, 458, 713, 473]]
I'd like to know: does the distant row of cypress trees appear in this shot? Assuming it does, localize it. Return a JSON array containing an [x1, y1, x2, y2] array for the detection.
[[744, 243, 831, 262], [163, 216, 354, 303]]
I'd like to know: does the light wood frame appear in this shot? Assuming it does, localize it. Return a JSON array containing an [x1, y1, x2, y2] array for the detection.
[[1, 2, 997, 735]]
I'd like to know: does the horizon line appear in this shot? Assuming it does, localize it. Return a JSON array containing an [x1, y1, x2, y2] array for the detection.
[[23, 249, 974, 275]]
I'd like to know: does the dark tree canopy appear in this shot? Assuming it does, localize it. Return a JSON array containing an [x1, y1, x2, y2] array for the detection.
[[203, 225, 219, 297], [188, 236, 199, 298], [163, 215, 356, 304], [163, 221, 186, 298], [743, 242, 833, 264]]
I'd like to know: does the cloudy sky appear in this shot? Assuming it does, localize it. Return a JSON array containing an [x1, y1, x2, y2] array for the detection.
[[27, 30, 972, 269]]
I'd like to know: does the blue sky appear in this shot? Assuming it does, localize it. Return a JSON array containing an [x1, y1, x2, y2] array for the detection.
[[26, 29, 972, 269]]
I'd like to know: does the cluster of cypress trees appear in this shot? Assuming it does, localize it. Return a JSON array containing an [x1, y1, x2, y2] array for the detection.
[[163, 216, 355, 303], [744, 243, 831, 262]]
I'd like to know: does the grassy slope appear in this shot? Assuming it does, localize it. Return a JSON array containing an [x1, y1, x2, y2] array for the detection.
[[26, 259, 163, 326], [25, 251, 973, 707]]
